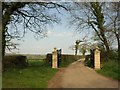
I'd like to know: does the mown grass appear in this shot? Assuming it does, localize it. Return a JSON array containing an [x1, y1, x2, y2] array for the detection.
[[2, 60, 58, 88], [97, 60, 120, 80]]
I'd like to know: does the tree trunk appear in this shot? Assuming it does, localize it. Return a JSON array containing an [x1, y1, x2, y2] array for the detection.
[[2, 26, 6, 72], [112, 15, 120, 61], [115, 24, 120, 61], [115, 33, 120, 61], [90, 2, 110, 59], [118, 43, 120, 61], [75, 47, 77, 55], [2, 2, 27, 58], [2, 11, 7, 71], [82, 52, 85, 57], [101, 31, 110, 61], [102, 34, 110, 53], [2, 24, 6, 58]]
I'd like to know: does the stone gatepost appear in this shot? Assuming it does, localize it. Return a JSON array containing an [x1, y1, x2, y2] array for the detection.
[[94, 46, 101, 70], [52, 48, 58, 68]]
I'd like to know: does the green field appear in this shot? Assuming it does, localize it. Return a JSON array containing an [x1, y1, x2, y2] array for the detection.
[[97, 60, 120, 80], [2, 60, 58, 88], [3, 54, 81, 88]]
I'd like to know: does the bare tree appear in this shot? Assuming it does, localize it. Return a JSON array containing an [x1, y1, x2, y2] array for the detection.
[[69, 2, 119, 59], [105, 2, 120, 61], [118, 2, 120, 61], [75, 40, 83, 55], [2, 2, 68, 58]]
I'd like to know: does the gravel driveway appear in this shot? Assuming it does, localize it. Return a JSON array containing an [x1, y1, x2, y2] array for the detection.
[[47, 59, 119, 89]]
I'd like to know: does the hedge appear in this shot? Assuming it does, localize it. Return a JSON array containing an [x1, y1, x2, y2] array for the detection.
[[3, 55, 28, 69]]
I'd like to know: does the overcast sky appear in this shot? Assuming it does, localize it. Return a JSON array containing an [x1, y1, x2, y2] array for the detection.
[[6, 2, 93, 55], [4, 1, 119, 55], [14, 28, 84, 55], [7, 20, 88, 55]]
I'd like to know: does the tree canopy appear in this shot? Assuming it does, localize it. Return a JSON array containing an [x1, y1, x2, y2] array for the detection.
[[2, 2, 68, 56], [68, 2, 120, 60]]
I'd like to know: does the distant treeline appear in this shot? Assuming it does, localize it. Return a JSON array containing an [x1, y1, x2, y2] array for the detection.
[[5, 54, 46, 60], [25, 54, 46, 60]]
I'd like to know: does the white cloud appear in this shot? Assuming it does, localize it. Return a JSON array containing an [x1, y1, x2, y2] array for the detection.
[[47, 30, 73, 37], [47, 30, 53, 36]]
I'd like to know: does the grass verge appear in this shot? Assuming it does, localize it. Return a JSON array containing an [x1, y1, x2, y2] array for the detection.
[[97, 60, 120, 81], [2, 60, 58, 88]]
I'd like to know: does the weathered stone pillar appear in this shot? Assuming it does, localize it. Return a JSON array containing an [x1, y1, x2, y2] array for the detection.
[[94, 46, 100, 70], [52, 48, 58, 68]]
